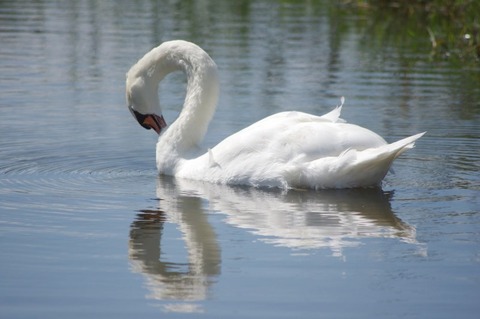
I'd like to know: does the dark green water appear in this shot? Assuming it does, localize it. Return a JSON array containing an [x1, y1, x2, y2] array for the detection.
[[1, 1, 479, 318]]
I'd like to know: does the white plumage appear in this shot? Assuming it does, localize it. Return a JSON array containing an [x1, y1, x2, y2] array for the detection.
[[126, 40, 424, 189]]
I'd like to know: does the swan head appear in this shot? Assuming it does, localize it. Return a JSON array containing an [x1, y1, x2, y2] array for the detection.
[[126, 75, 167, 135], [126, 40, 219, 138], [126, 43, 176, 135]]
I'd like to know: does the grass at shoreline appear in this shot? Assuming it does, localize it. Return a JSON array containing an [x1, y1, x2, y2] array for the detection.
[[344, 0, 480, 63]]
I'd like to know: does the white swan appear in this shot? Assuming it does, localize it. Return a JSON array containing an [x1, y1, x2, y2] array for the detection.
[[126, 40, 425, 189]]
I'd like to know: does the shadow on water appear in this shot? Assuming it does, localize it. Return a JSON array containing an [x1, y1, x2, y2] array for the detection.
[[129, 176, 424, 312]]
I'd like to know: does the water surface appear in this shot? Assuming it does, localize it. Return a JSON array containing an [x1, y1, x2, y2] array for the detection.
[[1, 1, 479, 318]]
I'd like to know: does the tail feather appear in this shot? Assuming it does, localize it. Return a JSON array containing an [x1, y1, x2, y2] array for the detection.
[[320, 97, 347, 123], [387, 132, 426, 158], [288, 132, 426, 189]]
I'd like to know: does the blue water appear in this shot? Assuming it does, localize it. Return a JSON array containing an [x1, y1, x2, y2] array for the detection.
[[1, 1, 479, 318]]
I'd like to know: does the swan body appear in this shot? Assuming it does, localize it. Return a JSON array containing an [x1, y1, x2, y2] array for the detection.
[[126, 40, 425, 189]]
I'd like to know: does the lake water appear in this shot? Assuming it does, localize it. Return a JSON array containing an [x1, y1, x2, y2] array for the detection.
[[1, 1, 479, 318]]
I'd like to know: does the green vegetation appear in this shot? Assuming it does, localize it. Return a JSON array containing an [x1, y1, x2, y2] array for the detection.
[[344, 0, 480, 63]]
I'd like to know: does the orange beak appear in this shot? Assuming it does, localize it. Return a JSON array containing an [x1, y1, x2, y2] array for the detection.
[[142, 114, 167, 135], [128, 105, 168, 135]]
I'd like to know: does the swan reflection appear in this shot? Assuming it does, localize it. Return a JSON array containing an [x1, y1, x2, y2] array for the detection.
[[129, 181, 221, 313], [129, 176, 422, 311]]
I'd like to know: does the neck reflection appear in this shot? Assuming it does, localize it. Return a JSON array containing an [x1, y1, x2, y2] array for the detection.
[[129, 178, 221, 308]]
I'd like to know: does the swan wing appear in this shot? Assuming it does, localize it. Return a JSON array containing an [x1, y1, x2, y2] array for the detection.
[[211, 111, 386, 165], [176, 111, 424, 189], [177, 109, 388, 186]]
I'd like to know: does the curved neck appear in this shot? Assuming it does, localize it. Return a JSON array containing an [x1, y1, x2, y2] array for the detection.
[[150, 41, 219, 154], [168, 54, 219, 153], [128, 41, 219, 154]]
